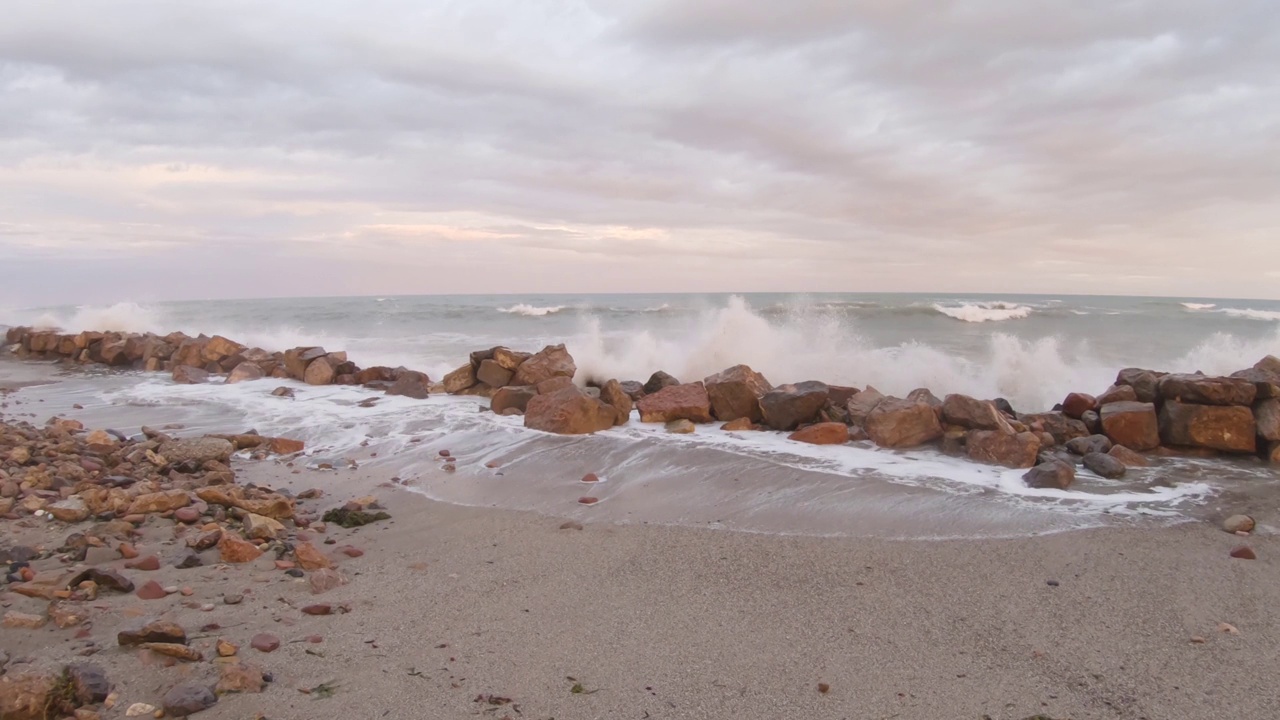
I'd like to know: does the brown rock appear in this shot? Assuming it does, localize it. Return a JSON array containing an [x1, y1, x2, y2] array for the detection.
[[636, 382, 713, 424], [511, 344, 577, 387], [1096, 384, 1138, 406], [216, 639, 238, 657], [1099, 402, 1160, 451], [125, 555, 161, 571], [1023, 460, 1075, 489], [788, 422, 850, 445], [1115, 368, 1162, 403], [250, 633, 281, 652], [599, 379, 633, 426], [906, 388, 942, 408], [268, 437, 305, 454], [720, 417, 758, 431], [303, 356, 336, 385], [865, 399, 943, 448], [171, 366, 209, 384], [941, 394, 1009, 430], [216, 663, 265, 694], [47, 496, 91, 523], [226, 362, 264, 384], [127, 489, 191, 516], [965, 430, 1040, 468], [523, 387, 617, 435], [494, 347, 532, 371], [0, 671, 58, 720], [301, 603, 332, 615], [294, 542, 332, 571], [2, 611, 46, 629], [578, 496, 599, 505], [218, 534, 263, 564], [491, 385, 537, 415], [476, 359, 514, 388], [174, 507, 202, 524], [49, 601, 88, 628], [141, 643, 203, 661], [118, 620, 187, 646], [1158, 374, 1256, 406], [1107, 444, 1150, 467], [1223, 515, 1255, 534], [160, 437, 234, 465], [1159, 401, 1255, 453], [1062, 393, 1096, 419], [1255, 398, 1280, 441], [1229, 545, 1256, 560], [442, 363, 478, 393], [1019, 412, 1088, 444], [135, 580, 167, 600], [385, 371, 432, 399], [703, 365, 773, 422], [243, 513, 285, 540], [760, 382, 830, 431], [308, 568, 346, 594]]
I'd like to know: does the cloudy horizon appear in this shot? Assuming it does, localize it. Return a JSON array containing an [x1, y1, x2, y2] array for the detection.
[[2, 0, 1278, 306]]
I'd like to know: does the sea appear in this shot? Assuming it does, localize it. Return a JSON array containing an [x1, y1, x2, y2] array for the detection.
[[3, 293, 1279, 539]]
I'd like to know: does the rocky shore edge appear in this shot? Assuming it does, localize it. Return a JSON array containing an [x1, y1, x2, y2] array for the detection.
[[6, 325, 1280, 491]]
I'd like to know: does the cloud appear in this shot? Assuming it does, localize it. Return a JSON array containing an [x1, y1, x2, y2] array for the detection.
[[0, 0, 1277, 305]]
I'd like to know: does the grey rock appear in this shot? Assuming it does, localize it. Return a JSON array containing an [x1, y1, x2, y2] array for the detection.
[[162, 684, 218, 717]]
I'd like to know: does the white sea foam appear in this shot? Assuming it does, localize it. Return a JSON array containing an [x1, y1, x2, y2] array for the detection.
[[499, 303, 566, 317], [27, 302, 163, 334], [1181, 302, 1216, 310], [1220, 308, 1280, 322], [932, 301, 1033, 323]]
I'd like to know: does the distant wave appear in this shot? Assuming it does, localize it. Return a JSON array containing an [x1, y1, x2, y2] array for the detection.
[[499, 304, 566, 317], [1181, 303, 1216, 311], [932, 302, 1033, 323], [1221, 308, 1280, 322]]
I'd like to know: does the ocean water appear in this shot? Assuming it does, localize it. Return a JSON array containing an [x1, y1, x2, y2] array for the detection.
[[3, 293, 1280, 538]]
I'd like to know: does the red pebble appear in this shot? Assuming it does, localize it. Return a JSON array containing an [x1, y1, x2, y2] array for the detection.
[[136, 580, 167, 600], [439, 449, 451, 457], [340, 547, 364, 558], [1230, 545, 1257, 560], [578, 497, 599, 505], [301, 604, 332, 616], [126, 555, 161, 571], [581, 473, 599, 483], [117, 543, 139, 559]]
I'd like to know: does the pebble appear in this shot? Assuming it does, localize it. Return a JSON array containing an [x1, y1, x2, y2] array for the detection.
[[162, 683, 218, 717], [118, 543, 140, 560], [340, 546, 364, 558], [125, 555, 161, 571], [174, 507, 201, 524], [1223, 515, 1255, 534], [581, 473, 600, 483], [135, 580, 168, 600], [125, 703, 156, 717], [559, 521, 584, 531], [302, 604, 332, 615], [1230, 545, 1257, 560], [216, 639, 238, 657], [250, 633, 281, 653], [578, 497, 599, 505], [1046, 580, 1060, 587], [224, 594, 243, 605]]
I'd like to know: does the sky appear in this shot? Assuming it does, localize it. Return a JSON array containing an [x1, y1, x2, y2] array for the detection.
[[2, 0, 1279, 306]]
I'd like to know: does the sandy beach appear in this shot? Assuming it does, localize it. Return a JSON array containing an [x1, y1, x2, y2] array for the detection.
[[4, 438, 1278, 720]]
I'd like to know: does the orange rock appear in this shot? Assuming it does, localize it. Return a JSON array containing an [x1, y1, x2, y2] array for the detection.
[[293, 542, 332, 571], [788, 422, 851, 445], [218, 534, 264, 564]]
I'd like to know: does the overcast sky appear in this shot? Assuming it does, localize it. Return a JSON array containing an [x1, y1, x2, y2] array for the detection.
[[2, 0, 1278, 306]]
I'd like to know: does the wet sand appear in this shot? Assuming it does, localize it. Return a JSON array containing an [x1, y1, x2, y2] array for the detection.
[[4, 457, 1279, 720]]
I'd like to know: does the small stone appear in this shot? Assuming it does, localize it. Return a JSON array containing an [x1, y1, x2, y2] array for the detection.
[[286, 568, 305, 578], [1230, 545, 1257, 560], [817, 682, 830, 694], [339, 546, 364, 558], [2, 610, 47, 629], [49, 601, 88, 627], [250, 633, 280, 653], [118, 620, 187, 646], [308, 568, 345, 594], [293, 542, 332, 570], [175, 550, 204, 568], [68, 567, 134, 593], [578, 496, 599, 505], [223, 594, 243, 605], [141, 643, 203, 661], [216, 639, 238, 657], [559, 521, 584, 531], [1223, 515, 1255, 534], [301, 603, 332, 615], [274, 560, 295, 570], [67, 662, 111, 704], [136, 580, 168, 600], [126, 703, 157, 717], [1219, 622, 1240, 634], [581, 472, 599, 483], [126, 555, 161, 571], [217, 534, 263, 564], [215, 662, 266, 694], [1190, 635, 1207, 644], [1046, 579, 1060, 587], [665, 419, 696, 434], [161, 683, 217, 717], [174, 507, 201, 524]]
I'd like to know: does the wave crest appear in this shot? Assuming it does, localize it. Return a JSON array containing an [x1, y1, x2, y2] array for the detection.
[[499, 304, 566, 317], [1220, 308, 1280, 322], [1181, 303, 1216, 311], [932, 302, 1033, 323]]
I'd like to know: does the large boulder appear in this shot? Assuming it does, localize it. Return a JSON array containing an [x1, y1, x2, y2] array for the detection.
[[1023, 460, 1075, 489], [1062, 393, 1096, 420], [965, 430, 1040, 468], [1229, 368, 1280, 400], [1158, 401, 1256, 453], [172, 366, 209, 385], [636, 382, 713, 424], [1065, 434, 1112, 456], [642, 371, 681, 396], [226, 362, 264, 384], [1083, 452, 1126, 479], [788, 422, 850, 445], [942, 394, 1009, 430], [355, 366, 396, 385], [486, 384, 532, 412], [442, 364, 478, 394], [476, 359, 514, 388], [1256, 399, 1280, 441], [1099, 401, 1160, 451], [159, 437, 235, 465], [599, 380, 633, 425], [283, 347, 327, 380], [1158, 374, 1256, 407], [303, 356, 336, 385], [511, 344, 576, 387], [1019, 412, 1088, 445], [845, 387, 886, 427], [1115, 368, 1163, 403], [760, 382, 829, 431], [494, 347, 532, 371], [703, 365, 772, 422], [865, 398, 943, 448], [385, 371, 431, 399], [1095, 384, 1138, 406], [524, 387, 616, 435]]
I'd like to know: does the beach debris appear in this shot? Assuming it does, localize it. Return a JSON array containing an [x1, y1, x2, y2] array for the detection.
[[118, 620, 187, 646], [300, 681, 340, 698], [321, 508, 391, 528], [817, 682, 830, 694], [141, 643, 203, 662], [1223, 515, 1255, 534], [1046, 580, 1060, 587], [1229, 545, 1257, 560]]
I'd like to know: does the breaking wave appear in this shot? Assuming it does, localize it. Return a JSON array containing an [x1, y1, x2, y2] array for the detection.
[[499, 304, 567, 317], [932, 302, 1034, 323], [1181, 303, 1216, 311], [1220, 308, 1280, 322]]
